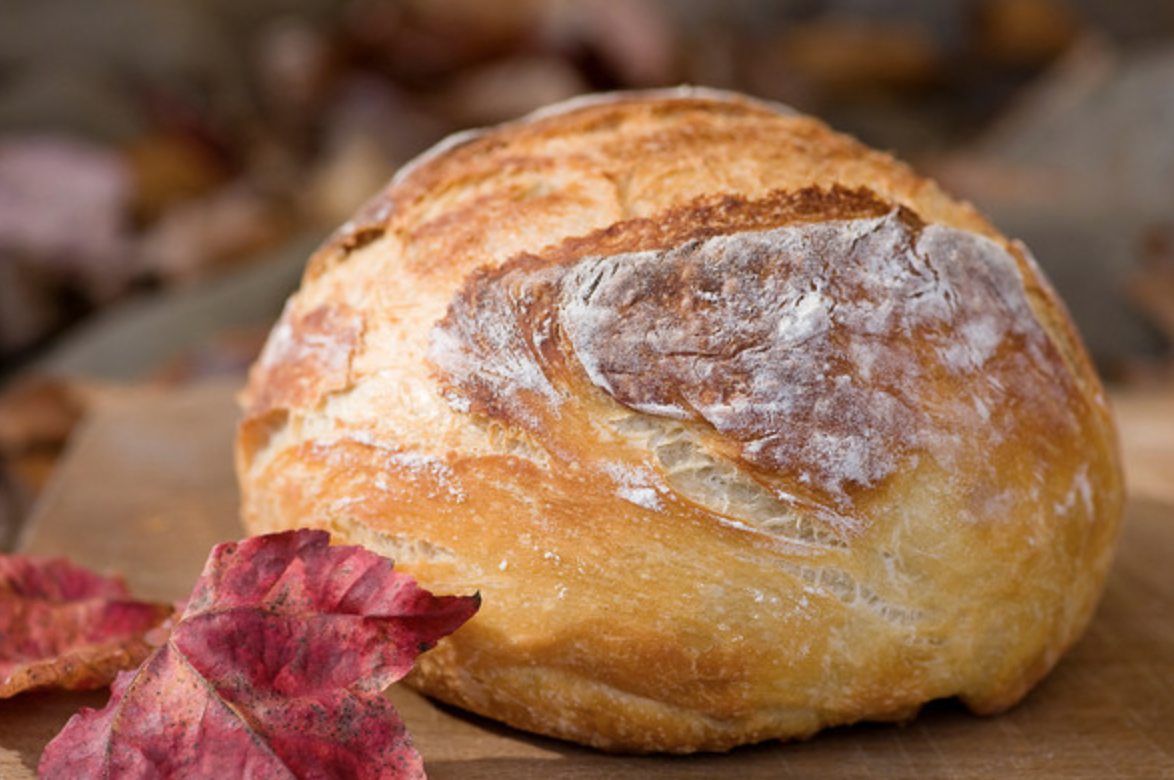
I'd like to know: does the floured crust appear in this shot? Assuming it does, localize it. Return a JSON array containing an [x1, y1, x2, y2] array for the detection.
[[431, 203, 1097, 547], [236, 90, 1124, 753]]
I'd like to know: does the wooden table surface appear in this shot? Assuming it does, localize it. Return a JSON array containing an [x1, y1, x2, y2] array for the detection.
[[2, 378, 1172, 778]]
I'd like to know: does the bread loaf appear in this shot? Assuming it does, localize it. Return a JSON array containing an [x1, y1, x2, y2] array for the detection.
[[236, 88, 1124, 753]]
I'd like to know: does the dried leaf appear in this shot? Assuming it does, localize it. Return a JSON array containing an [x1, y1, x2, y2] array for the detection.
[[0, 555, 174, 698], [40, 529, 480, 779]]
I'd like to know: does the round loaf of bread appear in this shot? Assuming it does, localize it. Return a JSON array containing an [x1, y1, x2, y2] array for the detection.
[[236, 88, 1124, 753]]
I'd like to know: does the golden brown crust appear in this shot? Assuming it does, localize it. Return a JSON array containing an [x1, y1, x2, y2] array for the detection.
[[236, 89, 1124, 753]]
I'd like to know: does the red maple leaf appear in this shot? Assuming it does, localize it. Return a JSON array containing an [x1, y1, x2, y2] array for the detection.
[[0, 555, 174, 698], [39, 529, 480, 779]]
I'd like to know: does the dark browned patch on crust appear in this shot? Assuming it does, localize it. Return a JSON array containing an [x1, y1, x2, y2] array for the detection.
[[243, 301, 363, 418], [524, 185, 892, 270]]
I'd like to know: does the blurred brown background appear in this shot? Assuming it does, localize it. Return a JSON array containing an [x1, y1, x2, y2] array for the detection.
[[3, 0, 1174, 546]]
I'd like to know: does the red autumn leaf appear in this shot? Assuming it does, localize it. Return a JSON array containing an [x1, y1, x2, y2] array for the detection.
[[39, 529, 480, 780], [0, 554, 174, 698]]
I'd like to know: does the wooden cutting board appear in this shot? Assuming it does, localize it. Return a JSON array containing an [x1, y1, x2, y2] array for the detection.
[[3, 378, 1172, 778]]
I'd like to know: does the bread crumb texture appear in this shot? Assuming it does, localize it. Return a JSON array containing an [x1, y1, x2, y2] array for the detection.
[[237, 89, 1124, 753]]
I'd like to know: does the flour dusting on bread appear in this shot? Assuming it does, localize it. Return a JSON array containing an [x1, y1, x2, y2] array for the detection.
[[430, 205, 1073, 513]]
